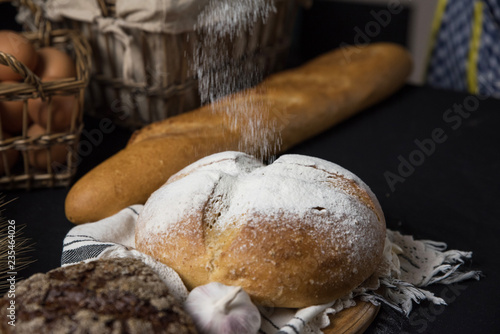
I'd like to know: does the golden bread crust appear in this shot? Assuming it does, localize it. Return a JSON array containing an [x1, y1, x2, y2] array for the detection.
[[135, 152, 386, 308]]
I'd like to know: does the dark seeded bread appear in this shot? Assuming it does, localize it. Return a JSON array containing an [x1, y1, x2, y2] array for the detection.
[[0, 258, 198, 334]]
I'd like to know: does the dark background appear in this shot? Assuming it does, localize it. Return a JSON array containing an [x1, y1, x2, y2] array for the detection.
[[291, 0, 409, 66], [1, 1, 499, 334]]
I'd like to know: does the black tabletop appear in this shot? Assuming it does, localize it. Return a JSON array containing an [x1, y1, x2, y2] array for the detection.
[[3, 84, 500, 334]]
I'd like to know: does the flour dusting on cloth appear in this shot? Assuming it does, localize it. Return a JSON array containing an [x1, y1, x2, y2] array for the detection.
[[61, 205, 480, 334]]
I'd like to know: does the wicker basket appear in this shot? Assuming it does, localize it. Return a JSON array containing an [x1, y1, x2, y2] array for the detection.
[[17, 0, 305, 129], [0, 28, 91, 190]]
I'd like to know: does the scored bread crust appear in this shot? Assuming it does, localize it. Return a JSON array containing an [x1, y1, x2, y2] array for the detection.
[[135, 152, 386, 308]]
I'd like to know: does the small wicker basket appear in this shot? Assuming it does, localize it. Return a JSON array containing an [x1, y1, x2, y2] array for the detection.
[[17, 0, 306, 129], [0, 28, 91, 190]]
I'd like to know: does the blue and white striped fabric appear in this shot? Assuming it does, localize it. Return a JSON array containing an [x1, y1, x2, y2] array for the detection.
[[426, 0, 500, 97], [62, 205, 141, 267], [477, 0, 500, 96]]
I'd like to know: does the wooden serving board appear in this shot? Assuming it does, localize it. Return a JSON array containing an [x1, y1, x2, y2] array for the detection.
[[323, 301, 380, 334]]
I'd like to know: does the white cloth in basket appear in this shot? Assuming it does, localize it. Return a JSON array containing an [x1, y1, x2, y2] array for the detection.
[[43, 0, 209, 33], [62, 205, 480, 334]]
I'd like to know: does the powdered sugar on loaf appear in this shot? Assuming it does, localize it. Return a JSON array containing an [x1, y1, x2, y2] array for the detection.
[[138, 152, 381, 229], [135, 152, 386, 307]]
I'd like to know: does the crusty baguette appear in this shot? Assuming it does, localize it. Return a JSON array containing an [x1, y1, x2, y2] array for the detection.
[[65, 43, 412, 224]]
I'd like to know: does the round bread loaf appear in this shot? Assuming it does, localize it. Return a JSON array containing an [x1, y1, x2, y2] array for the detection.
[[0, 258, 198, 334], [135, 152, 386, 308]]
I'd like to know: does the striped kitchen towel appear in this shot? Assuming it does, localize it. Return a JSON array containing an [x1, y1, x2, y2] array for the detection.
[[426, 0, 500, 97], [62, 206, 480, 334], [61, 205, 190, 302]]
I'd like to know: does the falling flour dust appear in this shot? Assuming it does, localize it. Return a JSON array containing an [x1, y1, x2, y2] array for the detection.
[[194, 0, 281, 160]]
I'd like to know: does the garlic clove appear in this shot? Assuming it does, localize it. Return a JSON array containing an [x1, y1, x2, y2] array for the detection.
[[184, 282, 261, 334]]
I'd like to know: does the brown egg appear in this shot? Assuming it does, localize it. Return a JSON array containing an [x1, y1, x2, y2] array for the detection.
[[0, 132, 20, 175], [27, 123, 68, 170], [34, 47, 76, 80], [0, 82, 27, 134], [0, 30, 38, 81], [28, 94, 76, 131]]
